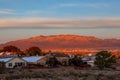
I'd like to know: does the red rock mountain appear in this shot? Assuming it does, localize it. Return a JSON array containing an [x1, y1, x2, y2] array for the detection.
[[0, 34, 120, 50]]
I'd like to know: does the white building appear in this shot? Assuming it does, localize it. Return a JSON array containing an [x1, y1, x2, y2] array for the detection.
[[0, 57, 27, 68], [82, 57, 95, 67]]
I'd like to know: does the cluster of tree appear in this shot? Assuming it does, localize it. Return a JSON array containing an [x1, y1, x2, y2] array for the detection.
[[1, 45, 43, 56], [2, 46, 20, 52], [46, 56, 61, 67], [95, 51, 116, 70], [46, 55, 89, 68], [25, 47, 42, 56], [68, 52, 116, 69], [46, 51, 117, 69], [69, 55, 83, 66]]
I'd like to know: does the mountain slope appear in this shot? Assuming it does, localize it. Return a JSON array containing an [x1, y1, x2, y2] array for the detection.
[[0, 34, 120, 50]]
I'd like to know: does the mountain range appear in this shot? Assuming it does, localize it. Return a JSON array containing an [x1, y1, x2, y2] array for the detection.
[[0, 34, 120, 50]]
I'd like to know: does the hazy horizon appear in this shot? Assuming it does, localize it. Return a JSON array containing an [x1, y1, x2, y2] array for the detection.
[[0, 27, 120, 44]]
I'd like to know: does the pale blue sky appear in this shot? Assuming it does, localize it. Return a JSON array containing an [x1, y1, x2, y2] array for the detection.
[[0, 0, 120, 43], [0, 0, 120, 18]]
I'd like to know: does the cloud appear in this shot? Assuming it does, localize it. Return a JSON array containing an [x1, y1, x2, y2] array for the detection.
[[0, 17, 120, 28], [57, 3, 110, 8], [25, 10, 56, 16], [59, 3, 79, 7], [0, 9, 14, 14]]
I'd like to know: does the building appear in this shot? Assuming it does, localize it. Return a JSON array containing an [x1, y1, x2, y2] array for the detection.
[[0, 57, 27, 68], [22, 56, 46, 65]]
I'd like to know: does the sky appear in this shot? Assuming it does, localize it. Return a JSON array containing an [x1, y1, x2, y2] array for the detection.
[[0, 0, 120, 43]]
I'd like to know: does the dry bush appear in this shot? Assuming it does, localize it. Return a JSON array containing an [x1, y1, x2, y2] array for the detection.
[[1, 68, 120, 80]]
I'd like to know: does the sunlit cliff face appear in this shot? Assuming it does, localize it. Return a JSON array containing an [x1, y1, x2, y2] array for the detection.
[[0, 34, 120, 50]]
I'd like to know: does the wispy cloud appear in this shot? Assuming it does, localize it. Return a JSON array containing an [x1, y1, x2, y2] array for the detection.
[[25, 10, 56, 16], [0, 17, 120, 28], [0, 9, 15, 14], [59, 3, 79, 7], [57, 3, 110, 8]]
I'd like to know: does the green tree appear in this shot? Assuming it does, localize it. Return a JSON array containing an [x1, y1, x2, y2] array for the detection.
[[46, 56, 61, 67], [26, 46, 42, 56], [95, 51, 116, 70], [69, 55, 83, 66]]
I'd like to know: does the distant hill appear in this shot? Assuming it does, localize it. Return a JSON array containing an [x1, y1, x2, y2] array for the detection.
[[0, 34, 120, 50]]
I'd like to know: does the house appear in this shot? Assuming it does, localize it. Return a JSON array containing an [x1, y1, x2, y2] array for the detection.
[[0, 57, 27, 68], [81, 54, 96, 67], [82, 57, 89, 62], [22, 56, 46, 66]]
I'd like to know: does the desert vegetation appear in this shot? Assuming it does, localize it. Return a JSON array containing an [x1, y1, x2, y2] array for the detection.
[[0, 67, 120, 80], [95, 51, 116, 70]]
